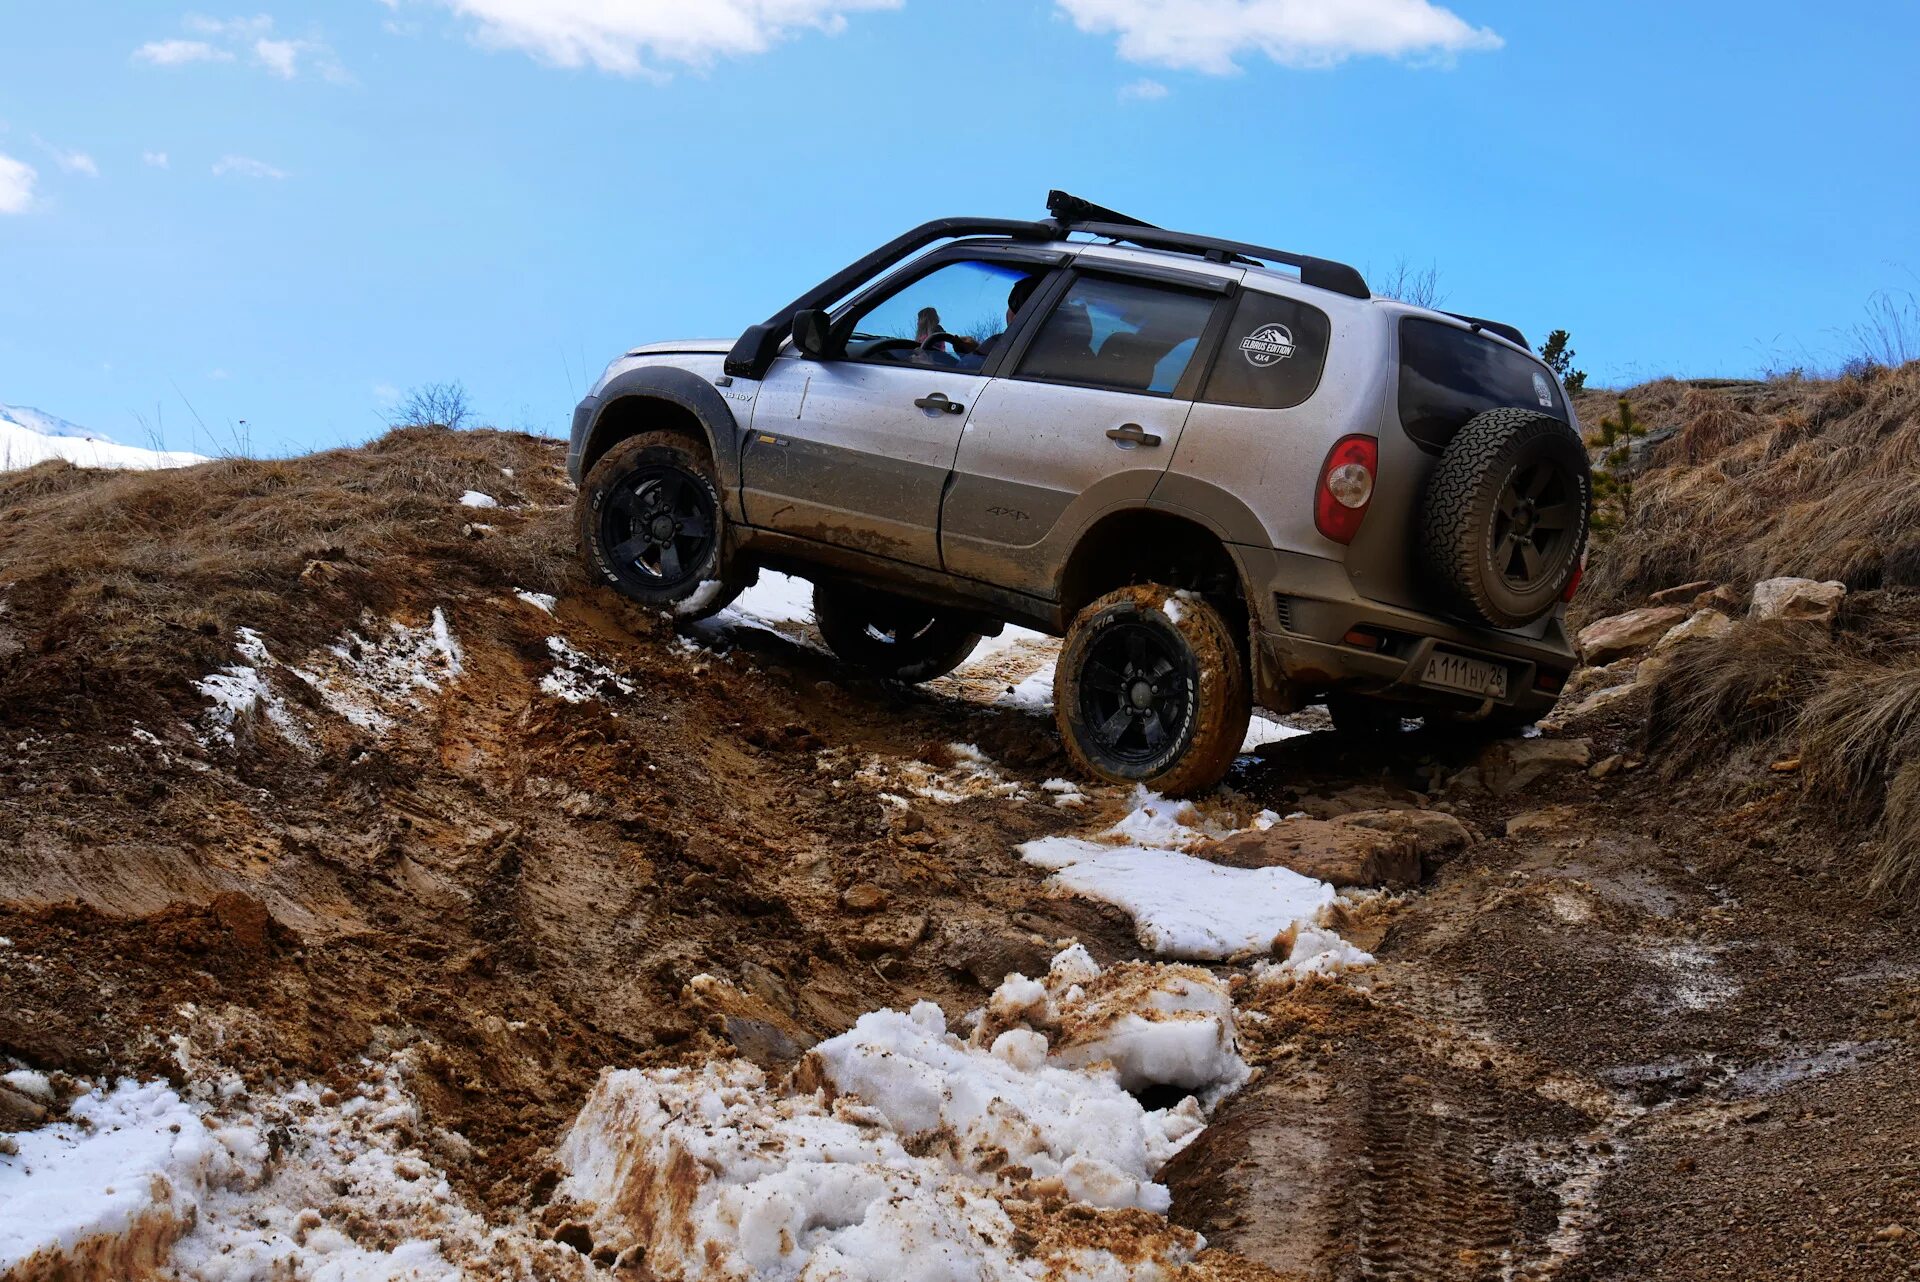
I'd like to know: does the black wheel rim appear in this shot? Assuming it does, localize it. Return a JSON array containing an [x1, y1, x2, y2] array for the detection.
[[1077, 621, 1191, 764], [1492, 461, 1576, 591], [601, 466, 715, 590]]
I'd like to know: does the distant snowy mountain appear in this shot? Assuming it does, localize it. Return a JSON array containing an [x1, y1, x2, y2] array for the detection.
[[1, 403, 210, 472]]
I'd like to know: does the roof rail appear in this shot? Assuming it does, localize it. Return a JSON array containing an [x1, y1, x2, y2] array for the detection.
[[1044, 189, 1370, 300]]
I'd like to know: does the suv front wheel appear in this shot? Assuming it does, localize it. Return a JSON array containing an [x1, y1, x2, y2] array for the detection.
[[1055, 585, 1250, 796], [578, 431, 753, 621]]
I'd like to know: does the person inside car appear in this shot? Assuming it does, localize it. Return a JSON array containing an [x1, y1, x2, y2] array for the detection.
[[922, 273, 1045, 364]]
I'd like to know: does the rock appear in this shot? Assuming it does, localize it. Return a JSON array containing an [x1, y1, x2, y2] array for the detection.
[[0, 1081, 48, 1126], [946, 930, 1056, 990], [1648, 580, 1718, 608], [1470, 737, 1593, 796], [1334, 809, 1475, 862], [1749, 577, 1846, 625], [854, 913, 927, 958], [1506, 806, 1580, 839], [1695, 584, 1745, 613], [1873, 1224, 1908, 1243], [210, 891, 272, 953], [721, 1015, 811, 1070], [1589, 753, 1626, 780], [1577, 607, 1691, 663], [1656, 609, 1734, 649], [1202, 818, 1422, 890], [839, 882, 890, 913]]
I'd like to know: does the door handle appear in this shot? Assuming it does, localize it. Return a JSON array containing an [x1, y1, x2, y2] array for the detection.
[[914, 393, 965, 414], [1105, 423, 1162, 449]]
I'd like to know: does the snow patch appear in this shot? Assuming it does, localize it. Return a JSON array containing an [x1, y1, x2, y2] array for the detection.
[[539, 636, 635, 705], [553, 950, 1231, 1279], [1, 403, 209, 472], [855, 742, 1027, 805], [193, 628, 309, 749], [458, 489, 499, 508], [286, 608, 465, 733], [514, 589, 557, 614]]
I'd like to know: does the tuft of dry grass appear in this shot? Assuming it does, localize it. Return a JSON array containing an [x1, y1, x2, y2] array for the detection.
[[1646, 621, 1920, 899]]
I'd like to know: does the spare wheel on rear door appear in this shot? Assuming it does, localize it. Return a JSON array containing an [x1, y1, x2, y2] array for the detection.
[[1418, 407, 1591, 629]]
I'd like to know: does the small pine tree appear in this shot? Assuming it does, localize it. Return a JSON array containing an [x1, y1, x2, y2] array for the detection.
[[1588, 398, 1645, 543], [1539, 330, 1588, 394]]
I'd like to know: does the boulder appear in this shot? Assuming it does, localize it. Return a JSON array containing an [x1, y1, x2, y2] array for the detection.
[[1655, 609, 1734, 650], [1577, 607, 1690, 663], [1696, 584, 1746, 613], [1202, 818, 1422, 890], [1648, 580, 1718, 608], [1334, 808, 1475, 862], [1469, 737, 1592, 796], [1506, 806, 1582, 840], [1749, 577, 1846, 626]]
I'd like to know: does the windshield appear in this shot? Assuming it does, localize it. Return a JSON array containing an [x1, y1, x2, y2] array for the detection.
[[1398, 316, 1568, 451]]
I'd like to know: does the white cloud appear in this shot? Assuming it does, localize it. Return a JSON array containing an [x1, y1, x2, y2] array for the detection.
[[136, 16, 346, 81], [407, 0, 903, 76], [34, 137, 99, 178], [134, 38, 235, 66], [1119, 76, 1169, 101], [212, 154, 289, 180], [0, 153, 37, 214], [144, 150, 171, 168], [1056, 0, 1502, 73]]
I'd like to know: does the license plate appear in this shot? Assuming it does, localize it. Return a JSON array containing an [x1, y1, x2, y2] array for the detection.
[[1424, 651, 1509, 699]]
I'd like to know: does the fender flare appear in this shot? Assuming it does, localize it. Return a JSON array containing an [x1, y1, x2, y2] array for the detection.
[[576, 365, 743, 491]]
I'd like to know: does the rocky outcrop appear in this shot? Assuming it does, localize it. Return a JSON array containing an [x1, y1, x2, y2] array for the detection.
[[1749, 577, 1846, 625], [1577, 607, 1690, 663]]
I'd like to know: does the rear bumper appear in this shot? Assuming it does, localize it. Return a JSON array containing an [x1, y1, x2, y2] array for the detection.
[[1236, 545, 1577, 717]]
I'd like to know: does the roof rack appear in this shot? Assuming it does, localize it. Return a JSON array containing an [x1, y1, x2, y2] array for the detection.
[[1045, 190, 1370, 301]]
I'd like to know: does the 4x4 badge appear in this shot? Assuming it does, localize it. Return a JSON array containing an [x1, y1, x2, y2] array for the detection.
[[1240, 323, 1296, 367]]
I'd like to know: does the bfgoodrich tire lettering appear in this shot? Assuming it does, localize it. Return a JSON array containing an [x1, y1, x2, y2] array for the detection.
[[576, 431, 748, 619], [1419, 407, 1591, 629], [1054, 584, 1250, 796]]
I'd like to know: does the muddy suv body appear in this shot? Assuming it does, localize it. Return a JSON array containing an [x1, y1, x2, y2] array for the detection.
[[569, 193, 1590, 793]]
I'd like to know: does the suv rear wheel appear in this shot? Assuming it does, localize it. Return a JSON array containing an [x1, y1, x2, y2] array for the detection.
[[1055, 585, 1249, 796], [812, 581, 983, 683], [578, 431, 753, 621], [1420, 408, 1590, 629]]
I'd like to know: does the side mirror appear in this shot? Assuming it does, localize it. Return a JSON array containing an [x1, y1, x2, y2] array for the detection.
[[791, 309, 833, 360]]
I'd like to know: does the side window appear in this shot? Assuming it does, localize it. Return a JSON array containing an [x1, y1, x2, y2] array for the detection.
[[1201, 290, 1332, 410], [1016, 275, 1219, 396], [839, 259, 1045, 371]]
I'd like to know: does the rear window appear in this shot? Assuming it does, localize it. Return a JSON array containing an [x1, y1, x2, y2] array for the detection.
[[1398, 317, 1567, 451], [1201, 289, 1331, 410]]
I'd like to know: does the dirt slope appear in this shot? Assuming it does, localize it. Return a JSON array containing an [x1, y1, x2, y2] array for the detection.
[[2, 405, 1917, 1280]]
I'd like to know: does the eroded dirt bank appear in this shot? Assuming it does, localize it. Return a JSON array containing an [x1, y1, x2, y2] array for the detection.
[[2, 425, 1916, 1280]]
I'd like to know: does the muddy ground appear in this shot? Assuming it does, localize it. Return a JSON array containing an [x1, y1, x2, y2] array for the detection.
[[2, 430, 1916, 1280]]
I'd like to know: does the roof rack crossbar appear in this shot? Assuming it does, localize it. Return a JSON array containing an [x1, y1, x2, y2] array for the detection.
[[1046, 189, 1370, 300]]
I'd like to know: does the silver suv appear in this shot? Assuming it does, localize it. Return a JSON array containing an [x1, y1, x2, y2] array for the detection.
[[569, 193, 1590, 794]]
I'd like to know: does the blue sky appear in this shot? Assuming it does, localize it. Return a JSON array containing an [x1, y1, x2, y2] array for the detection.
[[2, 1, 1915, 458]]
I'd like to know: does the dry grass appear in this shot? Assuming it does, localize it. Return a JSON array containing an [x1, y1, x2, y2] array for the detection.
[[0, 426, 579, 732], [1646, 621, 1920, 899], [1576, 362, 1920, 615]]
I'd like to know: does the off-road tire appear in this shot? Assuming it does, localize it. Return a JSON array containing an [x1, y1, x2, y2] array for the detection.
[[1055, 585, 1250, 796], [1419, 408, 1591, 629], [1326, 693, 1406, 737], [577, 431, 751, 621], [812, 580, 983, 683]]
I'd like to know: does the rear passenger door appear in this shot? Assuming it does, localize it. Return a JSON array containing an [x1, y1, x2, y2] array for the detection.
[[940, 266, 1236, 592]]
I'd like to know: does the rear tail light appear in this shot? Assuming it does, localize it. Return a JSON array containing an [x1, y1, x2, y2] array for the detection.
[[1315, 435, 1378, 545], [1561, 552, 1587, 603]]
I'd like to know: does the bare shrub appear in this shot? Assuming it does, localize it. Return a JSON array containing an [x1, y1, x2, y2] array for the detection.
[[1373, 258, 1445, 309], [1872, 764, 1920, 900], [1645, 621, 1840, 780], [392, 382, 474, 430]]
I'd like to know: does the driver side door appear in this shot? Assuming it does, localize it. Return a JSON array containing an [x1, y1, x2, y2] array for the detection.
[[742, 256, 1053, 570]]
